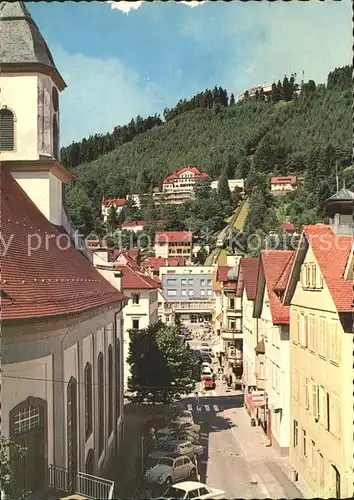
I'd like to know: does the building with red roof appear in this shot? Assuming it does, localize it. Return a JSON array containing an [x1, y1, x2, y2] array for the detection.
[[141, 256, 186, 278], [252, 250, 295, 454], [153, 166, 211, 205], [270, 176, 298, 196], [0, 3, 126, 495], [282, 217, 353, 497], [155, 231, 193, 259], [101, 196, 126, 222], [239, 258, 260, 402]]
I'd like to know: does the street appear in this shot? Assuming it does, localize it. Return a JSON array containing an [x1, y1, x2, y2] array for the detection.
[[180, 380, 305, 500]]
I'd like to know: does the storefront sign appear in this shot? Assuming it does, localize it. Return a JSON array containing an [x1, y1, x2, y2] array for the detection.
[[247, 391, 266, 408]]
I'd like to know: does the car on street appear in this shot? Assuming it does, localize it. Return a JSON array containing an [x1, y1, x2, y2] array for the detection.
[[200, 346, 213, 357], [144, 455, 198, 488], [152, 440, 203, 463], [201, 375, 215, 390], [200, 352, 212, 363], [159, 481, 226, 499], [201, 361, 211, 370], [157, 421, 201, 439], [157, 431, 200, 445], [201, 367, 212, 377], [175, 410, 194, 425]]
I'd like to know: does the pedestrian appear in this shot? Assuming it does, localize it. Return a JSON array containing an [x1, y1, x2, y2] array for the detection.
[[194, 390, 200, 406]]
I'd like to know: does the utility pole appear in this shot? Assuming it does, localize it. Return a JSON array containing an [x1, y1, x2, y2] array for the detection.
[[335, 161, 339, 193]]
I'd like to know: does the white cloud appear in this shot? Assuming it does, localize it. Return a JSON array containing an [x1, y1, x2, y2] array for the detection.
[[108, 1, 143, 14], [108, 1, 205, 14], [53, 45, 170, 145]]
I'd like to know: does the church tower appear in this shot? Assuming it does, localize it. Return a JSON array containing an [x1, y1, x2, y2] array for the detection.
[[0, 1, 74, 226]]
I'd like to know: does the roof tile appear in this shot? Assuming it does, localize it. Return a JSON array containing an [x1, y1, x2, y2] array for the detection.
[[1, 169, 127, 320]]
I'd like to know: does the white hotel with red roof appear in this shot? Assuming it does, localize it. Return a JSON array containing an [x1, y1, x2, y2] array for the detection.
[[0, 2, 128, 497]]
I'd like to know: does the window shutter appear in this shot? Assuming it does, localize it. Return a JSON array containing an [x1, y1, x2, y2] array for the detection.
[[305, 378, 309, 409], [312, 381, 318, 420], [0, 109, 15, 151]]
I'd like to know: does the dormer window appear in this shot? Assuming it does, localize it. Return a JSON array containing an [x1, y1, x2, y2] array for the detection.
[[0, 108, 15, 151]]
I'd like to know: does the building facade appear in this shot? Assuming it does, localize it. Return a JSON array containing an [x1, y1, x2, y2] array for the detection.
[[153, 166, 210, 205], [101, 197, 126, 221], [283, 224, 353, 499], [0, 5, 127, 497], [270, 176, 298, 196], [155, 231, 193, 259], [253, 250, 295, 454], [210, 179, 245, 193], [240, 258, 259, 393], [159, 266, 214, 326]]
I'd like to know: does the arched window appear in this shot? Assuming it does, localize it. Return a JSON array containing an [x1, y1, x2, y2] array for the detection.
[[85, 449, 95, 476], [108, 345, 113, 436], [84, 363, 93, 440], [0, 108, 15, 151], [97, 353, 104, 456], [53, 115, 59, 160], [52, 86, 59, 112], [67, 377, 78, 490]]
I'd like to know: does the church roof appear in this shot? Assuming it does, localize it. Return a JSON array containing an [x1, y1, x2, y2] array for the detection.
[[326, 188, 354, 202], [0, 168, 127, 320], [0, 2, 58, 70]]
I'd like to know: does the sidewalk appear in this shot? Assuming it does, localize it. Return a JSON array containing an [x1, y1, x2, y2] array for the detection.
[[220, 388, 310, 499]]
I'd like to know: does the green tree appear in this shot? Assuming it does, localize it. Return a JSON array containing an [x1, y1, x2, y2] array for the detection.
[[217, 171, 231, 200], [106, 205, 120, 232], [0, 437, 28, 500], [127, 322, 200, 404], [194, 178, 212, 200], [229, 93, 235, 105]]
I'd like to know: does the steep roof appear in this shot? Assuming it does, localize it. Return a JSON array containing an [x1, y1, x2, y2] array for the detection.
[[163, 166, 210, 184], [115, 264, 160, 290], [0, 169, 127, 320], [155, 231, 192, 243], [102, 198, 126, 207], [326, 188, 354, 202], [240, 258, 259, 301], [141, 256, 186, 269], [302, 225, 352, 312], [271, 176, 297, 184], [0, 2, 62, 77], [259, 250, 295, 324]]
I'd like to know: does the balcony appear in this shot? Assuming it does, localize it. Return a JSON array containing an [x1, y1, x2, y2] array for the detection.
[[47, 465, 114, 500], [221, 328, 242, 341], [164, 300, 214, 312]]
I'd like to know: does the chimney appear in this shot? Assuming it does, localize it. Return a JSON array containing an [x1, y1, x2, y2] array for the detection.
[[114, 270, 123, 291]]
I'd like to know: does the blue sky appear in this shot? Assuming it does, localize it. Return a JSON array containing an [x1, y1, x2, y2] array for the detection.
[[29, 0, 351, 146]]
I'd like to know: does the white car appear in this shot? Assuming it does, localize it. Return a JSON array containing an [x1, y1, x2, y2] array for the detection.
[[175, 410, 194, 425], [201, 367, 212, 377], [160, 481, 225, 499], [201, 362, 210, 370]]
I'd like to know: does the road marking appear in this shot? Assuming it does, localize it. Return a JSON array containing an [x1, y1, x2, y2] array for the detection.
[[187, 404, 193, 411], [205, 405, 210, 411], [213, 404, 219, 411]]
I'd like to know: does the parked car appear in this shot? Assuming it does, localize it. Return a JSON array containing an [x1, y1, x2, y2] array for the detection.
[[201, 375, 215, 390], [200, 352, 212, 363], [175, 410, 194, 425], [201, 367, 212, 377], [157, 431, 200, 445], [160, 481, 226, 499], [144, 455, 198, 488], [152, 440, 203, 462], [157, 421, 201, 439]]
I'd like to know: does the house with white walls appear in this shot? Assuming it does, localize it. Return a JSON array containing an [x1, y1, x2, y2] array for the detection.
[[239, 258, 260, 398], [0, 3, 127, 498], [253, 250, 295, 455]]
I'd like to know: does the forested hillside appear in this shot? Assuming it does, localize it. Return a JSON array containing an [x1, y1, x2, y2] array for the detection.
[[64, 66, 352, 241]]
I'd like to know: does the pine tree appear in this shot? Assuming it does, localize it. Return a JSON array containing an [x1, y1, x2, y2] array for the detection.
[[229, 93, 235, 105], [106, 205, 120, 231], [217, 171, 231, 200]]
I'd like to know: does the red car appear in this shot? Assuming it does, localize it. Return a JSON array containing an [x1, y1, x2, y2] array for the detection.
[[201, 375, 216, 390]]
